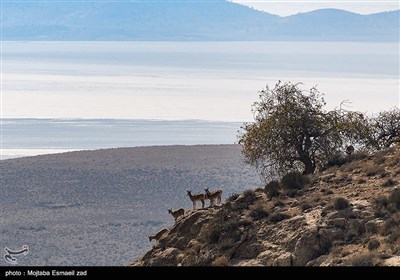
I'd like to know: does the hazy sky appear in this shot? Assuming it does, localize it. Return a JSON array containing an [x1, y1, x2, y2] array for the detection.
[[232, 1, 399, 16]]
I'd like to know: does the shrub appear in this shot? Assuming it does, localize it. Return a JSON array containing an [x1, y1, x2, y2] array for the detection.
[[231, 190, 258, 211], [379, 171, 389, 178], [373, 155, 386, 165], [366, 222, 378, 234], [349, 253, 375, 266], [269, 212, 290, 224], [358, 178, 367, 184], [273, 200, 285, 207], [265, 180, 281, 198], [300, 202, 312, 212], [389, 189, 400, 209], [250, 203, 269, 220], [382, 178, 397, 188], [211, 256, 229, 267], [365, 165, 385, 177], [333, 197, 350, 210], [351, 151, 369, 161], [287, 189, 298, 198], [226, 193, 240, 203], [367, 239, 380, 251], [325, 153, 348, 169], [281, 171, 309, 190], [241, 189, 257, 204], [374, 195, 389, 209], [388, 156, 400, 167], [387, 229, 400, 244], [374, 195, 389, 217], [207, 212, 252, 244], [381, 215, 400, 236]]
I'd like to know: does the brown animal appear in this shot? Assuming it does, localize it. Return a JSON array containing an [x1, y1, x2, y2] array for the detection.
[[204, 188, 222, 207], [149, 228, 169, 242], [346, 145, 355, 155], [168, 208, 185, 222], [186, 190, 205, 209]]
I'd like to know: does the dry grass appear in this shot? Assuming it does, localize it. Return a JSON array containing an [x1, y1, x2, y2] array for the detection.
[[347, 253, 376, 266], [211, 255, 229, 266], [364, 164, 386, 177]]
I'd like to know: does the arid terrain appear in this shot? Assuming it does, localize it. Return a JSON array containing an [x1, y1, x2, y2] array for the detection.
[[132, 146, 400, 266], [0, 145, 260, 265]]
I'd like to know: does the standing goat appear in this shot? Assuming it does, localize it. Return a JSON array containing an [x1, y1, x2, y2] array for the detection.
[[346, 145, 355, 156], [186, 190, 205, 210], [168, 208, 185, 222], [204, 188, 222, 207]]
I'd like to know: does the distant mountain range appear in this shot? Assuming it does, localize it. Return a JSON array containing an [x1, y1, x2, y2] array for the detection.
[[2, 0, 399, 41]]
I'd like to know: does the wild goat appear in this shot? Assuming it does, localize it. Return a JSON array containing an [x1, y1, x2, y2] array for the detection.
[[168, 208, 185, 222], [204, 187, 222, 207], [346, 145, 355, 156], [149, 228, 169, 242], [186, 190, 205, 210]]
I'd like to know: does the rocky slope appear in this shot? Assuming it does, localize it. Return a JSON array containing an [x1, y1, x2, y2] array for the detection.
[[132, 146, 400, 266]]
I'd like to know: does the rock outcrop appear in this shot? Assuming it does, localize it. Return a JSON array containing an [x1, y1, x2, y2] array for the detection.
[[131, 146, 400, 266]]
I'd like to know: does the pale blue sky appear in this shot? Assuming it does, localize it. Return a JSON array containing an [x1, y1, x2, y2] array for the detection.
[[232, 1, 399, 16]]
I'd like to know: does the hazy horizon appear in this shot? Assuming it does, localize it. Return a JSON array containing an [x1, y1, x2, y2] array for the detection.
[[233, 0, 399, 16], [3, 41, 399, 121]]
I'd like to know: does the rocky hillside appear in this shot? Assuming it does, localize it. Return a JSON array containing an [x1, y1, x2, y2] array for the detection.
[[131, 146, 400, 266]]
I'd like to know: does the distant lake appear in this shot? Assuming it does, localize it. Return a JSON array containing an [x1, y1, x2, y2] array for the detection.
[[3, 41, 399, 121], [2, 41, 399, 158], [1, 119, 242, 159]]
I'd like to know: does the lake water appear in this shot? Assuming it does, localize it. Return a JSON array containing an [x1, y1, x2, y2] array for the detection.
[[1, 119, 242, 159], [2, 41, 399, 158]]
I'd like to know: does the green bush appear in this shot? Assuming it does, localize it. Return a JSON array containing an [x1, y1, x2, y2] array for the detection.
[[265, 180, 281, 198], [281, 171, 309, 190], [333, 197, 350, 210]]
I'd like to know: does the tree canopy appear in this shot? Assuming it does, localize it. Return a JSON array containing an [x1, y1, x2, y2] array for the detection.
[[238, 81, 399, 180]]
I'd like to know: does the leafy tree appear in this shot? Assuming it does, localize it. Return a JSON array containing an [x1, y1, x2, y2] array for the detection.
[[238, 81, 347, 178], [365, 108, 400, 150]]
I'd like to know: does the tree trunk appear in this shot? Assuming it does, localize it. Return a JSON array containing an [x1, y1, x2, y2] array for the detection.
[[302, 157, 315, 175]]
